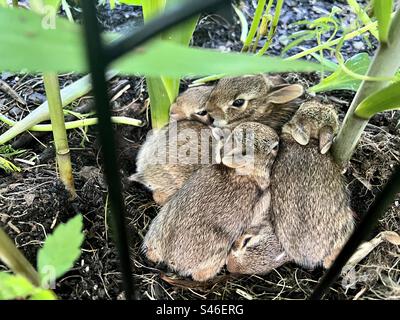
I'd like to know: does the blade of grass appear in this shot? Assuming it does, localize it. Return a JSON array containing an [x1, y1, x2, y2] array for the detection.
[[373, 0, 393, 43], [241, 0, 266, 52], [233, 3, 248, 43]]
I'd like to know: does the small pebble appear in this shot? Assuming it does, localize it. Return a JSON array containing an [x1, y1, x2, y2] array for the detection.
[[27, 92, 46, 105], [353, 41, 365, 51]]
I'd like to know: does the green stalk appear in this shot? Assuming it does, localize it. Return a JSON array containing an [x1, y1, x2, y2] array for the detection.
[[0, 228, 40, 287], [0, 114, 142, 131], [12, 0, 18, 7], [286, 20, 378, 60], [0, 71, 117, 145], [347, 0, 379, 39], [331, 9, 400, 166], [257, 0, 284, 56], [191, 73, 226, 85], [43, 72, 76, 197], [142, 0, 198, 128], [241, 0, 266, 52]]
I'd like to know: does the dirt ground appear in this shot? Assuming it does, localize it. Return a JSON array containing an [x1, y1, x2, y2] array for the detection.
[[0, 1, 399, 300]]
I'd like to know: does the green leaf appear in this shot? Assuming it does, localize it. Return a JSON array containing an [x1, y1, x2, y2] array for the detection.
[[118, 0, 142, 5], [0, 7, 86, 72], [29, 288, 57, 300], [146, 77, 172, 128], [147, 0, 199, 127], [308, 53, 371, 93], [355, 80, 400, 119], [0, 156, 21, 173], [0, 8, 324, 77], [373, 0, 393, 43], [30, 0, 62, 12], [0, 273, 35, 300], [37, 214, 84, 285]]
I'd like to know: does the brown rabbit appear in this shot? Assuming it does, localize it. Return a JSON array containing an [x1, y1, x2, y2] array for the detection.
[[142, 122, 279, 281], [271, 100, 355, 269], [205, 74, 304, 129], [169, 86, 214, 124], [226, 223, 290, 275], [129, 86, 218, 205]]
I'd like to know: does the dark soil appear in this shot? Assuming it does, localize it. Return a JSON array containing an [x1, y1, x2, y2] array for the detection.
[[0, 1, 399, 300]]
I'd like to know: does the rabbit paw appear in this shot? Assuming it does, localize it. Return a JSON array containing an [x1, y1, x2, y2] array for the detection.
[[153, 190, 169, 205], [287, 102, 339, 154], [145, 246, 163, 264]]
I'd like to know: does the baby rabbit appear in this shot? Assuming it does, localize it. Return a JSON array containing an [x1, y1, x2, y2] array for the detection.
[[130, 86, 216, 205], [227, 223, 290, 275], [142, 122, 279, 281], [169, 86, 214, 124], [271, 100, 355, 269], [205, 74, 304, 129]]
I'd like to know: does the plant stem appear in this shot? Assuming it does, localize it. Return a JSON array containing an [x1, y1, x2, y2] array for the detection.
[[241, 0, 266, 52], [332, 9, 400, 166], [347, 0, 379, 39], [43, 72, 76, 198], [0, 228, 40, 287], [191, 73, 226, 85], [257, 0, 284, 56], [286, 20, 378, 60], [12, 0, 18, 8], [0, 114, 142, 131], [0, 71, 117, 145]]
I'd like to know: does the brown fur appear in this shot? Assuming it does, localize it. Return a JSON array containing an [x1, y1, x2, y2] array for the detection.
[[143, 123, 279, 281], [130, 120, 218, 205], [170, 86, 214, 124], [205, 75, 304, 130], [227, 223, 290, 275], [271, 101, 355, 268], [130, 86, 216, 205]]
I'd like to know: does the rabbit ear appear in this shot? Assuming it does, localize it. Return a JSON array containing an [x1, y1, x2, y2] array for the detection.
[[267, 84, 304, 104], [290, 121, 311, 145], [222, 150, 251, 169], [319, 126, 335, 154]]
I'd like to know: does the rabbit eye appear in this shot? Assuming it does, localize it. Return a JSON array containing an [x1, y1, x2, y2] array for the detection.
[[232, 99, 245, 108], [196, 110, 208, 116], [242, 236, 252, 248]]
